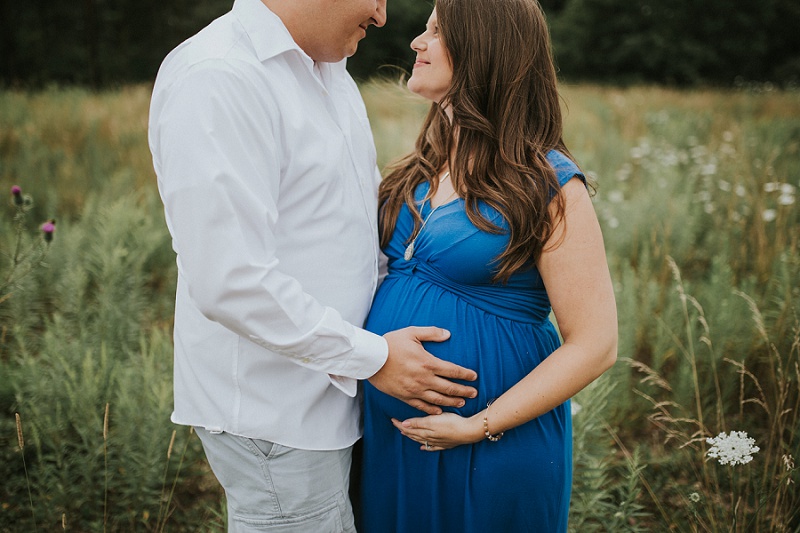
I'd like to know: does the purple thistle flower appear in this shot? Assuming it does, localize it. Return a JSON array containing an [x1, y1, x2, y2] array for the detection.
[[41, 220, 56, 242], [11, 185, 23, 205]]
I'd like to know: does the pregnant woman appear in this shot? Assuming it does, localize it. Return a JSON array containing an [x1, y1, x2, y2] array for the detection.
[[359, 0, 618, 531]]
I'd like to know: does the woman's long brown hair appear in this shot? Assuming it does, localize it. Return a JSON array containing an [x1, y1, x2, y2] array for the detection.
[[378, 0, 577, 283]]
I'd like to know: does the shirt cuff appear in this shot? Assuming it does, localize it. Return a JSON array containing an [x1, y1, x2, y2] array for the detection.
[[327, 329, 389, 397]]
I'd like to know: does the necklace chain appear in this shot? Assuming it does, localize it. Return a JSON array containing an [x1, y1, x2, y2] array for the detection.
[[404, 174, 458, 261]]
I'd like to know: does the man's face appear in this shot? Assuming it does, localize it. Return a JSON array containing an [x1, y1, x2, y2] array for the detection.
[[307, 0, 387, 62]]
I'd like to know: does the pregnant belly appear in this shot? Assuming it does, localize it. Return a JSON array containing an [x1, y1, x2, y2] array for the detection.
[[364, 276, 560, 420]]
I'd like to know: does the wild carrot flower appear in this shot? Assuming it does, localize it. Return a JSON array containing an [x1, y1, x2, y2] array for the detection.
[[706, 431, 759, 466], [688, 492, 701, 503], [762, 209, 777, 222]]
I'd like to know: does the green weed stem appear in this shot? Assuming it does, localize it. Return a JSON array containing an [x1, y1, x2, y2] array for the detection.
[[16, 413, 38, 532]]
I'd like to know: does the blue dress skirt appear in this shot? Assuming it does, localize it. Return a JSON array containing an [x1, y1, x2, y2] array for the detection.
[[359, 151, 584, 533]]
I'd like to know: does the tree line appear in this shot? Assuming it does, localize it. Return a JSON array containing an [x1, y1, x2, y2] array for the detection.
[[1, 0, 798, 88]]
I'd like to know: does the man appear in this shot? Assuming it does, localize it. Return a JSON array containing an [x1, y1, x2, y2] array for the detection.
[[147, 0, 477, 531]]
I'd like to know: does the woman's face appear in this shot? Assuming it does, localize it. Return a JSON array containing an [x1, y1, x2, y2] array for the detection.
[[407, 8, 453, 104]]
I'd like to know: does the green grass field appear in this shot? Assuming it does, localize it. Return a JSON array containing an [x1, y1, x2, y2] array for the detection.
[[1, 81, 798, 531]]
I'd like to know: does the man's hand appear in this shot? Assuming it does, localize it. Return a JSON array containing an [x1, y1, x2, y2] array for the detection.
[[369, 327, 478, 415]]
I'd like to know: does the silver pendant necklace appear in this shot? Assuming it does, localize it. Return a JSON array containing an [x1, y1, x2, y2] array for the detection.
[[404, 172, 457, 261]]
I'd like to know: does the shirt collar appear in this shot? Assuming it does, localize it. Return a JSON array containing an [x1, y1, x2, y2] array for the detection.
[[232, 0, 308, 64], [232, 0, 348, 78]]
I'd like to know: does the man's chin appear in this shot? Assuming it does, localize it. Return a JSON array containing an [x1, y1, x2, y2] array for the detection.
[[345, 44, 360, 59]]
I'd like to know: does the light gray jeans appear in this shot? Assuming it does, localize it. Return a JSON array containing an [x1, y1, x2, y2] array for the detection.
[[196, 428, 356, 533]]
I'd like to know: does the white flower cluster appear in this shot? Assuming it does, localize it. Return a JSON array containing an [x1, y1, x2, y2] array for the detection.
[[706, 431, 760, 466]]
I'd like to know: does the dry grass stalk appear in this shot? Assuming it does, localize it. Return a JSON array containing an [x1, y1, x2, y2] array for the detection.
[[724, 358, 771, 417], [167, 430, 176, 460], [15, 412, 24, 450], [103, 403, 109, 440], [622, 357, 672, 391]]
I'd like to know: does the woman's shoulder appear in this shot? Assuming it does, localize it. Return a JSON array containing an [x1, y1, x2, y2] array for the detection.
[[546, 150, 585, 188]]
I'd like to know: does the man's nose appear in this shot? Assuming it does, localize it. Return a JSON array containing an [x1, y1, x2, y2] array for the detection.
[[372, 0, 387, 28]]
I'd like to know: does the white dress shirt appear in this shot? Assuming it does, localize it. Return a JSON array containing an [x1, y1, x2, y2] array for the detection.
[[148, 0, 389, 450]]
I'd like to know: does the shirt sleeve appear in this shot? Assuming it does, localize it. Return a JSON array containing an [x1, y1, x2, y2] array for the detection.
[[150, 62, 387, 389]]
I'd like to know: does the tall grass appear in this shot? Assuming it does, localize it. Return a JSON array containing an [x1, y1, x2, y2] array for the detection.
[[1, 82, 798, 530], [0, 87, 222, 531]]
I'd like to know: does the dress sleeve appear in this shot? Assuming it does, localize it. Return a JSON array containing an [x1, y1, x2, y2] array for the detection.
[[546, 149, 586, 188]]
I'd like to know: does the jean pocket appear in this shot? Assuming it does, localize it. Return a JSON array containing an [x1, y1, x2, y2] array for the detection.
[[245, 437, 277, 460]]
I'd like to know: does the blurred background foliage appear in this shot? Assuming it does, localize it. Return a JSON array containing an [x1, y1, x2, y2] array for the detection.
[[1, 0, 798, 88], [1, 81, 797, 531], [1, 0, 799, 529]]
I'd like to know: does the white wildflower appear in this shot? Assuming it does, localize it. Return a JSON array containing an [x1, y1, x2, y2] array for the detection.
[[706, 431, 760, 466], [571, 401, 582, 416], [735, 185, 747, 198], [660, 151, 679, 167], [607, 217, 620, 229], [762, 209, 777, 222], [691, 145, 708, 159], [688, 492, 701, 503], [764, 182, 780, 193], [778, 193, 795, 206], [616, 164, 632, 181], [780, 183, 796, 195], [697, 190, 712, 203], [701, 163, 717, 176], [717, 180, 731, 192], [608, 190, 624, 203]]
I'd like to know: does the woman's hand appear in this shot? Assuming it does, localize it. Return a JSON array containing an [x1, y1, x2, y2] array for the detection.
[[391, 412, 485, 451]]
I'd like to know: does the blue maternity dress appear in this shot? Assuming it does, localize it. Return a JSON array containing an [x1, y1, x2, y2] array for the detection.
[[359, 150, 584, 533]]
